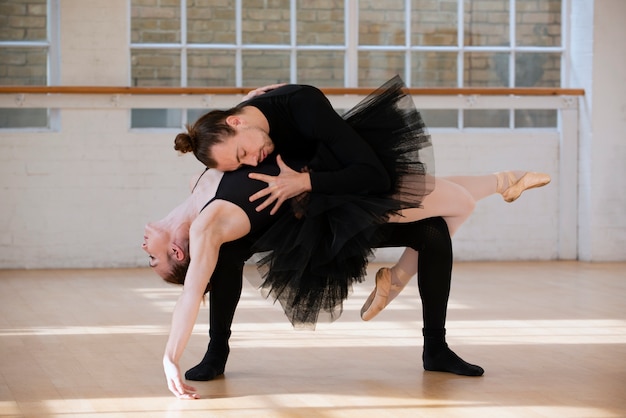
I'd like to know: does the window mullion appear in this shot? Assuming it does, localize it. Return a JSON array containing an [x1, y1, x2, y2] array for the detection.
[[457, 0, 464, 129], [180, 0, 187, 127], [510, 0, 515, 87], [404, 0, 411, 85], [290, 0, 297, 83], [180, 0, 187, 88], [48, 0, 60, 86], [235, 0, 242, 86], [345, 0, 358, 87], [561, 0, 570, 87], [510, 0, 516, 128]]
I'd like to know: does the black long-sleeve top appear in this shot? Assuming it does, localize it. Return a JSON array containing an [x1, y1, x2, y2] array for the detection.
[[242, 84, 391, 195]]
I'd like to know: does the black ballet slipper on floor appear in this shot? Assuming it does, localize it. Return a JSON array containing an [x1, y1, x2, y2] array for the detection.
[[185, 345, 229, 381], [422, 345, 484, 377], [185, 361, 226, 381]]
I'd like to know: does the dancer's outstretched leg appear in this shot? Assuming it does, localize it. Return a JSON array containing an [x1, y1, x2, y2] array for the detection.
[[185, 240, 249, 381], [391, 177, 476, 235], [362, 171, 550, 320], [392, 171, 551, 232], [445, 171, 550, 203]]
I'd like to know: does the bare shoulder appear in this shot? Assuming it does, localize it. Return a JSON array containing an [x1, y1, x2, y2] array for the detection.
[[189, 169, 224, 193], [190, 199, 251, 243]]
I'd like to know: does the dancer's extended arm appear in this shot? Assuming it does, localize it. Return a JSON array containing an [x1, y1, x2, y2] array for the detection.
[[163, 200, 251, 399]]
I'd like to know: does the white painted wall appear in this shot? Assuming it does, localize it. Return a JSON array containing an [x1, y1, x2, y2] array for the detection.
[[0, 0, 624, 268], [571, 0, 626, 261]]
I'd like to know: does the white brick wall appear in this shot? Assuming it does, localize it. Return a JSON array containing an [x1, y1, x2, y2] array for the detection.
[[0, 108, 200, 268], [0, 124, 563, 268]]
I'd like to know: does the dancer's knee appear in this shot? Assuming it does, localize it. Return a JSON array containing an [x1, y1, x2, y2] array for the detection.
[[458, 189, 476, 219], [422, 217, 453, 254]]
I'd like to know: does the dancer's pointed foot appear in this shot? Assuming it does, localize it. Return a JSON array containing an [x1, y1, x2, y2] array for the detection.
[[423, 344, 484, 377], [361, 268, 394, 321], [361, 268, 413, 321], [496, 171, 551, 203]]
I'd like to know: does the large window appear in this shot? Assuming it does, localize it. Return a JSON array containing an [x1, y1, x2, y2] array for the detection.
[[0, 0, 57, 129], [131, 0, 563, 128]]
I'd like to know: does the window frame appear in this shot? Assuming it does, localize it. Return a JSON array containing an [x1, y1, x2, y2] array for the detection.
[[0, 0, 60, 131], [128, 0, 568, 129]]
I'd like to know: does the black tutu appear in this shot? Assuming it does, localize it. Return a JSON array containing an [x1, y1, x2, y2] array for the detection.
[[253, 75, 435, 328]]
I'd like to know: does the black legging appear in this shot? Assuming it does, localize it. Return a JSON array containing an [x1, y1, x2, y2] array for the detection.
[[372, 216, 452, 334], [187, 215, 487, 380], [207, 239, 252, 350], [208, 216, 452, 346]]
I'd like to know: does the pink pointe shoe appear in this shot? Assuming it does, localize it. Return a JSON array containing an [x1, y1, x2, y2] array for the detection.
[[496, 171, 551, 203], [361, 268, 404, 321]]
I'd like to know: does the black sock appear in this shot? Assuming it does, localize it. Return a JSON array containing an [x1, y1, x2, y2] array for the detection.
[[422, 330, 484, 377], [185, 341, 230, 381]]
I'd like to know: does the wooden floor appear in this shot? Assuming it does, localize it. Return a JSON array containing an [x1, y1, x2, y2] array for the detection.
[[1, 262, 625, 418]]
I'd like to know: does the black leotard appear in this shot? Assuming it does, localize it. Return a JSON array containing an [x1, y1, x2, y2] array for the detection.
[[202, 154, 305, 236]]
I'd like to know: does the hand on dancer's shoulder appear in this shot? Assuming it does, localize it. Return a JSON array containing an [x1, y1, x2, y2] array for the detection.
[[241, 83, 287, 101]]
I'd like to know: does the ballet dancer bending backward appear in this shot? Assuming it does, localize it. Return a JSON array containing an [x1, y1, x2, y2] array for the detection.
[[144, 154, 476, 399], [174, 76, 551, 326]]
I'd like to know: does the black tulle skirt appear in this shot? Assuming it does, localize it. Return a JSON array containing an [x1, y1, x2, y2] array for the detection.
[[252, 75, 435, 328]]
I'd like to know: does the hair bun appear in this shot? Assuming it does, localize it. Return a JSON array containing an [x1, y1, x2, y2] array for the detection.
[[174, 132, 194, 153]]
